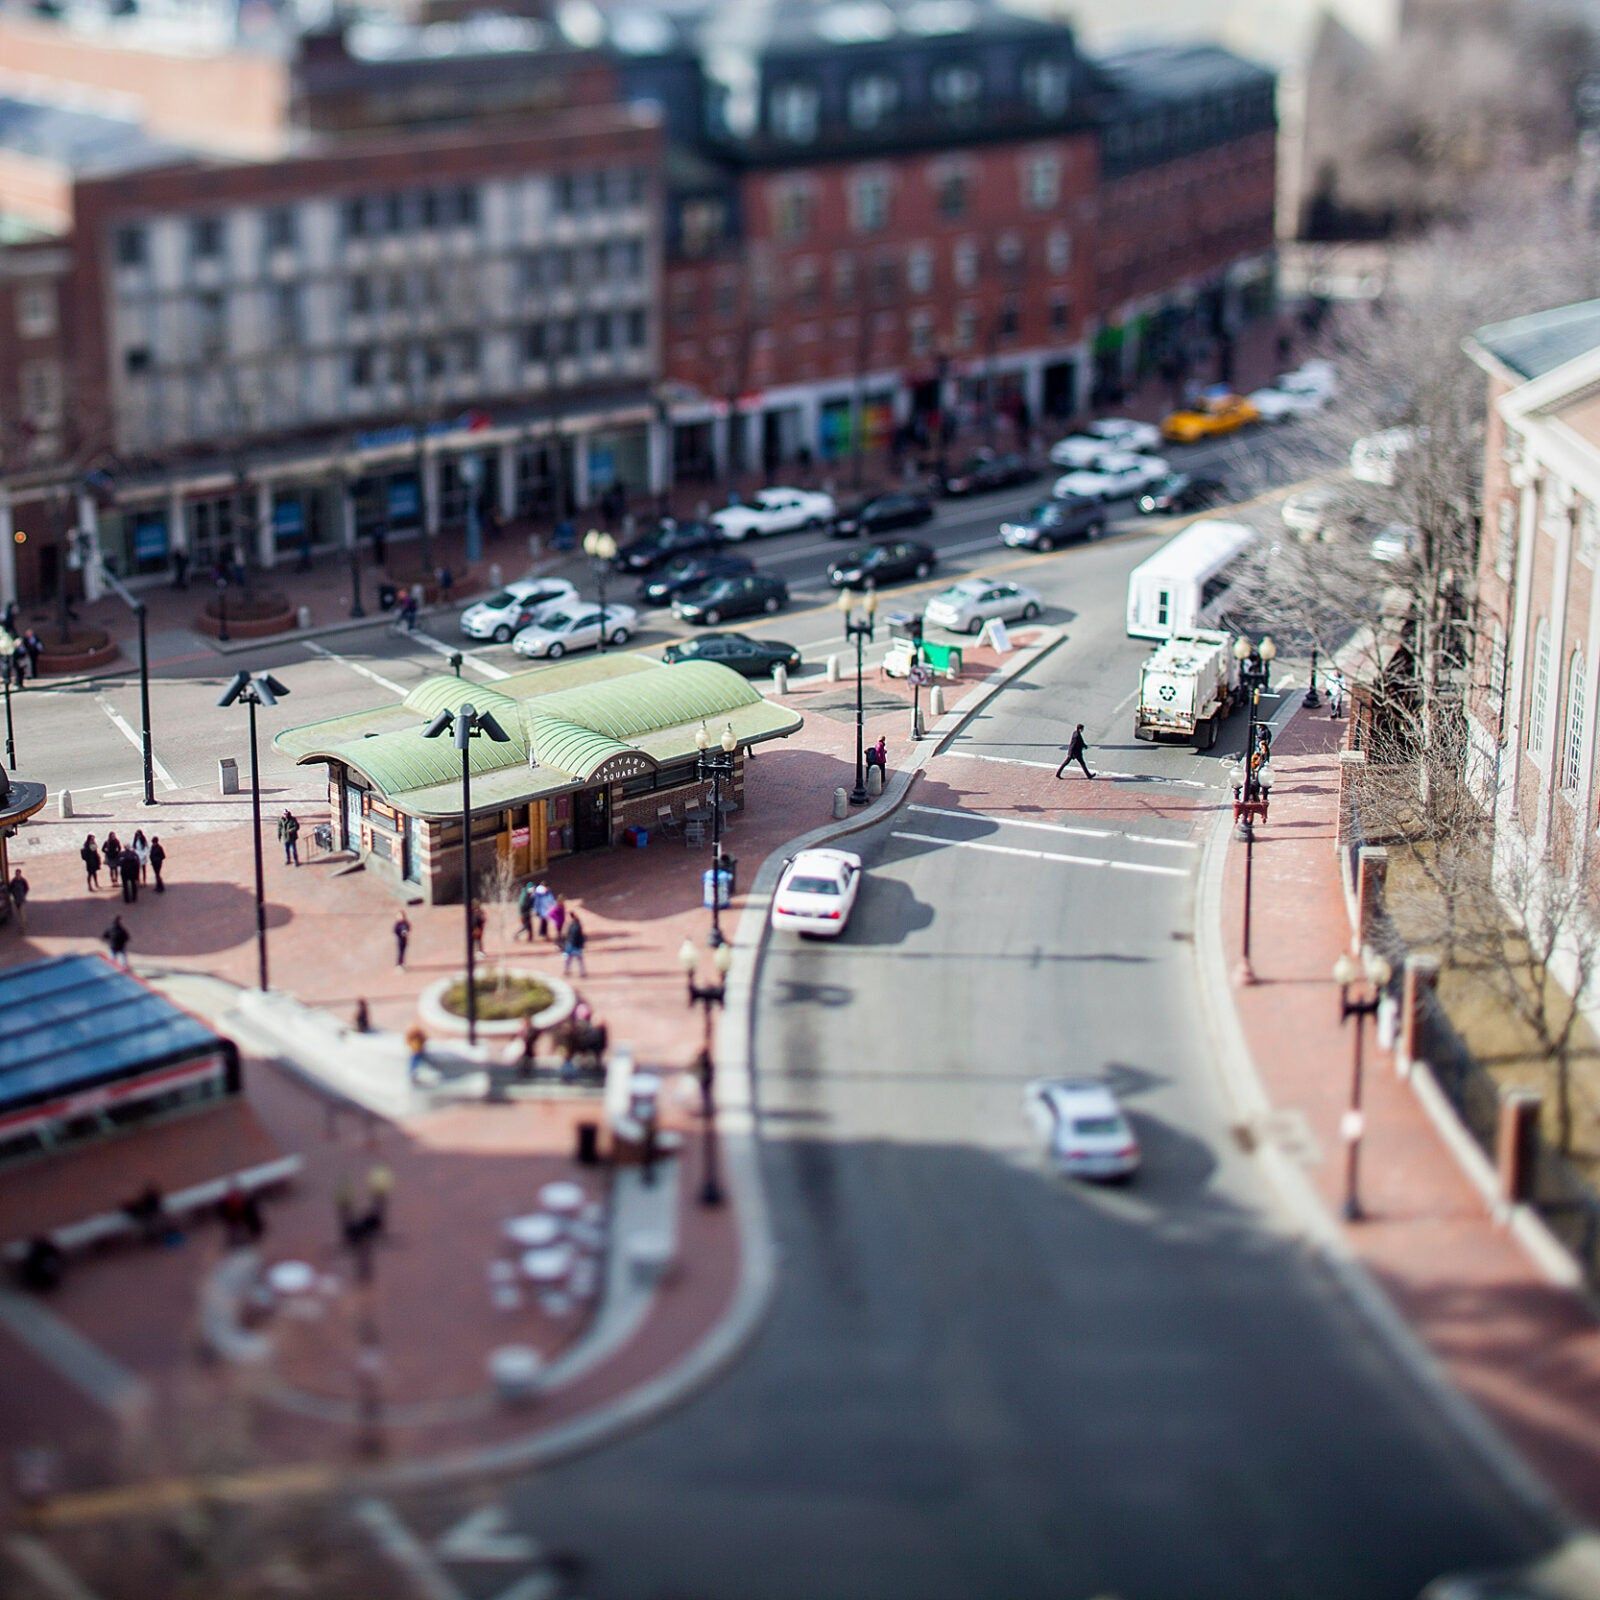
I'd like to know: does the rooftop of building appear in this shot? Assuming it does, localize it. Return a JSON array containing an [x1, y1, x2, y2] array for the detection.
[[0, 89, 197, 175], [1471, 299, 1600, 383], [1092, 40, 1275, 108]]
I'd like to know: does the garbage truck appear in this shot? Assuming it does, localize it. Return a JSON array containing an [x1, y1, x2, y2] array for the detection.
[[1133, 628, 1239, 749]]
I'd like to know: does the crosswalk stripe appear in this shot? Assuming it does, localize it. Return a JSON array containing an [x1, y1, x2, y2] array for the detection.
[[890, 829, 1190, 878], [938, 749, 1212, 788], [907, 803, 1198, 850], [410, 630, 510, 680]]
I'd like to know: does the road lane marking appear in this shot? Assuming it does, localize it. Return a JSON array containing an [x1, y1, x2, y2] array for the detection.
[[94, 696, 177, 790], [353, 1500, 470, 1600], [301, 641, 407, 697], [890, 829, 1190, 878], [907, 803, 1198, 850], [409, 631, 511, 680]]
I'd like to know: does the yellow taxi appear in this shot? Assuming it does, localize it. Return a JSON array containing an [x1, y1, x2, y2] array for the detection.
[[1160, 390, 1261, 444]]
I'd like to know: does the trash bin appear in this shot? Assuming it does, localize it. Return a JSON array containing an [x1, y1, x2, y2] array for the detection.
[[378, 582, 398, 612], [702, 867, 732, 909], [575, 1120, 600, 1166], [722, 856, 737, 894]]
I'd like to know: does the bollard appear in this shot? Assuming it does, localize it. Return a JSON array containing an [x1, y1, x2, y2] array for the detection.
[[489, 562, 503, 589], [833, 786, 849, 819], [218, 757, 240, 796], [826, 654, 841, 683], [771, 664, 788, 695], [929, 685, 945, 719], [57, 789, 73, 819], [866, 765, 884, 796], [296, 604, 312, 630]]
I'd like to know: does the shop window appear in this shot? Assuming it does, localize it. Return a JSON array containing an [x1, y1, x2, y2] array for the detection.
[[191, 216, 224, 262], [264, 207, 297, 251], [626, 309, 647, 348], [115, 224, 147, 268]]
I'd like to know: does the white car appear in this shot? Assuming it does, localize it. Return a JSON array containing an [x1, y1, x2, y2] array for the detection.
[[1025, 1078, 1141, 1182], [1370, 522, 1419, 564], [1350, 426, 1416, 487], [511, 601, 638, 658], [1280, 485, 1349, 538], [1283, 358, 1337, 397], [1049, 434, 1118, 469], [924, 576, 1043, 634], [1052, 452, 1170, 503], [711, 488, 837, 541], [770, 847, 862, 937], [1086, 417, 1163, 454], [1249, 383, 1328, 423], [459, 578, 578, 643]]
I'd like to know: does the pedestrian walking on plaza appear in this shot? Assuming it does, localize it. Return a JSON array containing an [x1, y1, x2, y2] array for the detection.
[[393, 912, 411, 968], [366, 1164, 394, 1234], [131, 829, 151, 884], [21, 629, 41, 677], [517, 1013, 540, 1079], [171, 548, 189, 590], [547, 894, 567, 945], [8, 867, 28, 931], [532, 881, 556, 939], [515, 879, 537, 941], [102, 914, 131, 968], [354, 997, 371, 1033], [80, 834, 101, 891], [278, 808, 301, 867], [405, 1023, 427, 1078], [471, 904, 487, 956], [8, 641, 23, 687], [435, 566, 455, 604], [1, 600, 15, 634], [118, 845, 140, 903], [1326, 669, 1345, 719], [218, 1185, 250, 1248], [148, 836, 166, 892], [400, 588, 420, 631], [372, 527, 387, 567], [100, 832, 121, 882], [561, 911, 587, 978], [1056, 724, 1095, 780]]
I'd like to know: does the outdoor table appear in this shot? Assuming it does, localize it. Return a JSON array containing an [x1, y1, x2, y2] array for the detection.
[[537, 1180, 586, 1216], [520, 1244, 575, 1285], [266, 1260, 316, 1297], [503, 1213, 562, 1249]]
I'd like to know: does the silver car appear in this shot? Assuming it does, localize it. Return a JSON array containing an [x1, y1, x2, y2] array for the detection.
[[924, 577, 1043, 635]]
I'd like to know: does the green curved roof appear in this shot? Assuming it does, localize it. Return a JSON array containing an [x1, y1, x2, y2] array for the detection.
[[404, 678, 523, 724], [530, 659, 761, 741], [528, 715, 641, 780]]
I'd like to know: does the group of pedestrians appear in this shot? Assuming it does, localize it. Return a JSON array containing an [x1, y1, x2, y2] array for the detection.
[[515, 879, 587, 976], [79, 829, 168, 969]]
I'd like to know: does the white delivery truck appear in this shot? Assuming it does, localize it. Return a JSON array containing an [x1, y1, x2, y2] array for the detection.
[[1133, 628, 1239, 750], [1125, 519, 1258, 640]]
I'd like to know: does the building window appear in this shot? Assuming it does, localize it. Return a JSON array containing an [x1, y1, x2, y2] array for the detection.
[[114, 225, 146, 268], [1487, 620, 1507, 728], [1024, 154, 1061, 210], [195, 291, 226, 355], [953, 239, 978, 288], [1023, 57, 1071, 116], [271, 283, 300, 342], [1047, 226, 1072, 274], [931, 64, 982, 112], [910, 310, 933, 356], [935, 168, 969, 220], [591, 312, 613, 353], [626, 309, 647, 348], [955, 305, 977, 349], [770, 81, 820, 142], [848, 72, 899, 130], [680, 199, 726, 258], [1049, 295, 1070, 333], [453, 186, 480, 227], [772, 183, 816, 242], [348, 275, 372, 315], [1564, 650, 1587, 790], [264, 207, 297, 251], [1530, 618, 1552, 754], [558, 318, 581, 358], [793, 258, 821, 309], [523, 323, 546, 362], [19, 360, 61, 423], [342, 198, 368, 240], [834, 253, 857, 303], [997, 233, 1024, 281], [998, 299, 1020, 338], [907, 245, 933, 295], [16, 284, 56, 339], [455, 333, 480, 374], [872, 256, 899, 300], [1579, 499, 1599, 566], [349, 348, 373, 389], [851, 172, 891, 233], [124, 346, 151, 375], [191, 216, 225, 261]]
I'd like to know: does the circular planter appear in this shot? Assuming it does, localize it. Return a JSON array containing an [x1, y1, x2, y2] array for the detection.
[[194, 593, 296, 640], [35, 627, 118, 675], [419, 969, 575, 1039]]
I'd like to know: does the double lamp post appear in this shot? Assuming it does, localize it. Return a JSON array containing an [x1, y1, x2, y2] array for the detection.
[[680, 937, 734, 1207], [1231, 634, 1276, 986], [838, 586, 878, 805], [1333, 948, 1392, 1222]]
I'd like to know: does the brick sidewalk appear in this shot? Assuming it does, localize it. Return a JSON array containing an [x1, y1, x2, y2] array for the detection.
[[1222, 709, 1600, 1525]]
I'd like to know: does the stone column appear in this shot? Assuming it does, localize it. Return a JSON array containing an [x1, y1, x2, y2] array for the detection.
[[1335, 748, 1367, 854], [1398, 953, 1440, 1073], [0, 494, 15, 608], [77, 492, 104, 603], [255, 481, 275, 569], [1355, 846, 1388, 949], [167, 485, 188, 556], [646, 414, 670, 496], [421, 450, 442, 540], [497, 440, 517, 521], [569, 433, 591, 510]]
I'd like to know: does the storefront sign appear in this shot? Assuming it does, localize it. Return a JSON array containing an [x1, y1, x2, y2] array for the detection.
[[272, 497, 306, 539], [590, 751, 657, 783], [352, 411, 496, 453], [387, 478, 421, 520], [131, 513, 168, 563]]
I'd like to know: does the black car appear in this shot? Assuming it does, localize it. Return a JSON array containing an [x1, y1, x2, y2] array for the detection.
[[1137, 472, 1227, 516], [672, 571, 790, 625], [613, 519, 724, 573], [662, 632, 802, 677], [998, 499, 1107, 551], [637, 552, 754, 606], [827, 539, 938, 589], [832, 491, 936, 539], [935, 451, 1039, 497]]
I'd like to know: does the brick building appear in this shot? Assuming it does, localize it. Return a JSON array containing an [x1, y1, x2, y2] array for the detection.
[[1463, 299, 1600, 997]]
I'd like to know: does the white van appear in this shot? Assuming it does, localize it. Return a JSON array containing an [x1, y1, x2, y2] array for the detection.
[[1125, 519, 1259, 640]]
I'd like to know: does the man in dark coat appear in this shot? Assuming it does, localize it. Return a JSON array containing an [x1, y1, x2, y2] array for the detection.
[[1055, 724, 1095, 781], [119, 844, 141, 903]]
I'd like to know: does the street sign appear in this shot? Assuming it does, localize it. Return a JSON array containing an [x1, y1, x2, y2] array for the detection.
[[907, 663, 933, 687]]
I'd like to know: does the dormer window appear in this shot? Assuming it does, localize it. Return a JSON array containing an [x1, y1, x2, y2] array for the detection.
[[771, 81, 821, 142], [1023, 57, 1070, 117], [848, 72, 899, 130], [931, 63, 981, 111]]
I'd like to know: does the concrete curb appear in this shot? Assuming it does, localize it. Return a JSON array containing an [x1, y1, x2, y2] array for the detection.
[[1191, 700, 1577, 1542]]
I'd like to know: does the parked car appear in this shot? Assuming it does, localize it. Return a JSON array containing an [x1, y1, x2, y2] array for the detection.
[[1085, 417, 1163, 454], [1370, 522, 1420, 564], [1351, 426, 1416, 487], [999, 498, 1107, 550], [459, 578, 578, 643], [1025, 1078, 1141, 1181], [924, 576, 1043, 634], [672, 571, 790, 625], [935, 451, 1038, 497], [770, 847, 863, 937], [1049, 434, 1121, 469], [1137, 471, 1227, 516], [827, 539, 938, 590], [1248, 382, 1328, 423], [1283, 357, 1337, 398], [511, 601, 638, 658], [637, 552, 754, 606], [1051, 451, 1170, 504], [1280, 484, 1358, 539], [711, 487, 836, 540], [662, 632, 801, 677], [831, 491, 935, 539], [612, 519, 724, 573], [1160, 391, 1260, 443]]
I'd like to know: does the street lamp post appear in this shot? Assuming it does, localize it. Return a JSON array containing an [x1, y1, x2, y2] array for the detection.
[[679, 936, 735, 1207], [0, 653, 15, 772], [1303, 645, 1321, 710], [217, 671, 292, 990], [422, 702, 512, 1046], [837, 587, 878, 805], [583, 528, 619, 651], [1230, 756, 1274, 985], [1333, 948, 1392, 1222], [695, 723, 739, 947]]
